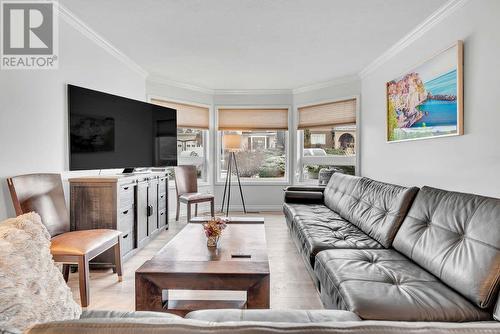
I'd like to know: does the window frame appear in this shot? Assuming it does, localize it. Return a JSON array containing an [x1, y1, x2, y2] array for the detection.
[[148, 95, 212, 187], [215, 105, 292, 186], [295, 96, 360, 184], [177, 127, 209, 182]]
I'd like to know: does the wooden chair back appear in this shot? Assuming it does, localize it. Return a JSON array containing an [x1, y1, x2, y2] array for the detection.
[[7, 173, 70, 237], [174, 165, 198, 197]]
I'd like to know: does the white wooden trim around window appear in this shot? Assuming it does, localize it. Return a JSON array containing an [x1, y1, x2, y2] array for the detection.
[[147, 94, 213, 185], [295, 95, 360, 183], [214, 105, 292, 186]]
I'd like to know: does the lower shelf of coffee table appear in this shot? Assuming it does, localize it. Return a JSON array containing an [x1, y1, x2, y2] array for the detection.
[[163, 299, 247, 316]]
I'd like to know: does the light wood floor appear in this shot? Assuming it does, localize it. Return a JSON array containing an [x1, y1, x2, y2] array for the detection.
[[66, 212, 323, 311]]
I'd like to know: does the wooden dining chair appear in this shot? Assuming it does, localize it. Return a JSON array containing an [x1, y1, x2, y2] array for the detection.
[[174, 165, 214, 222], [7, 173, 122, 307]]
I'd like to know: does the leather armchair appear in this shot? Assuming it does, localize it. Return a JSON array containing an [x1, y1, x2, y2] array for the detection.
[[7, 173, 122, 307]]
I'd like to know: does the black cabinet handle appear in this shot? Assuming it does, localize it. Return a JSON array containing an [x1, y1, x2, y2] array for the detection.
[[147, 205, 153, 217], [123, 233, 129, 239], [123, 186, 129, 190], [160, 212, 164, 216], [122, 210, 129, 215]]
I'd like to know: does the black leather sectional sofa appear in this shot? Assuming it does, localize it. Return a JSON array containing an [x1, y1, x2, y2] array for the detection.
[[284, 173, 500, 322]]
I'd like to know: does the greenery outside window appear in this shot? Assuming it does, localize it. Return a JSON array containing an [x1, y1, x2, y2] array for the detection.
[[219, 130, 287, 181], [217, 107, 289, 183]]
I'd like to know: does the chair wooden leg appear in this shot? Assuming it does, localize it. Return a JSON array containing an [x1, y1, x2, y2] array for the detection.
[[187, 203, 191, 223], [62, 264, 70, 282], [113, 239, 123, 282], [195, 203, 198, 216], [210, 199, 215, 217], [176, 200, 180, 221], [77, 255, 90, 307]]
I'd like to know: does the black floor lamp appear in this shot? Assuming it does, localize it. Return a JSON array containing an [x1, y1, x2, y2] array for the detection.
[[220, 134, 246, 216]]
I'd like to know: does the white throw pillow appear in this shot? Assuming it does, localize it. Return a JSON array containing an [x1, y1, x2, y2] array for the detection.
[[0, 212, 81, 333]]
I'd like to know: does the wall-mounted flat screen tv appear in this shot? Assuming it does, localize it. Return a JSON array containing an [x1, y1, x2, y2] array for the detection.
[[68, 84, 177, 170]]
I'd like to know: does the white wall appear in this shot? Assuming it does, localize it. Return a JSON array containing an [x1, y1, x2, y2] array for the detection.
[[0, 18, 146, 220], [147, 80, 213, 106], [293, 80, 361, 107], [360, 0, 500, 197]]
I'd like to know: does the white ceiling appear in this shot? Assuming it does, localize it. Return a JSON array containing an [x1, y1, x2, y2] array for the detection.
[[60, 0, 447, 90]]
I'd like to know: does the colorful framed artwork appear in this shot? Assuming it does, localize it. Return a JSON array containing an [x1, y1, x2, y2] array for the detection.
[[386, 41, 463, 142]]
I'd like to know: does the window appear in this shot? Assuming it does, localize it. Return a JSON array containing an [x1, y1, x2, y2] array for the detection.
[[217, 107, 289, 182], [151, 98, 210, 182], [298, 99, 357, 182], [219, 130, 287, 180], [177, 127, 206, 179], [310, 133, 326, 145]]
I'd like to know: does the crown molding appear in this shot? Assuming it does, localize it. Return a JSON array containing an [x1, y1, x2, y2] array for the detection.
[[147, 75, 215, 94], [57, 3, 149, 78], [213, 89, 292, 95], [148, 75, 293, 95], [359, 0, 469, 78], [292, 75, 360, 94], [55, 0, 468, 93], [148, 73, 361, 96]]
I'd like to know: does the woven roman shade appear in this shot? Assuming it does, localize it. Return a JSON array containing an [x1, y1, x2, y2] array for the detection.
[[218, 108, 288, 130], [298, 99, 356, 129], [151, 98, 209, 129]]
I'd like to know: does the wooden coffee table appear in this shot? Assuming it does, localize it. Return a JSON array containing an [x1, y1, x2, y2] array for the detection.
[[190, 216, 265, 224], [135, 223, 270, 316]]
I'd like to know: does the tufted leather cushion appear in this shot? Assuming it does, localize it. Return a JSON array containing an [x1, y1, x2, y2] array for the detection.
[[314, 249, 490, 322], [323, 173, 361, 214], [284, 203, 382, 266], [324, 174, 418, 248], [284, 203, 342, 227], [393, 186, 500, 309]]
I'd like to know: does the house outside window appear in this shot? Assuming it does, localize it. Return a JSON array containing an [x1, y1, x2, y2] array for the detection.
[[177, 128, 206, 179], [298, 98, 358, 183], [217, 107, 289, 182], [310, 133, 326, 145]]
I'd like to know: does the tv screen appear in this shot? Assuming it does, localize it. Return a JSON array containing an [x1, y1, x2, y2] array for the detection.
[[68, 85, 177, 171]]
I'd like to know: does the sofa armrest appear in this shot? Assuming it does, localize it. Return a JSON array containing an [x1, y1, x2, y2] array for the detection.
[[284, 186, 326, 193], [284, 188, 325, 204]]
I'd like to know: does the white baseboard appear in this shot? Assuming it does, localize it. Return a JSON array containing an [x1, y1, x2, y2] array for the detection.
[[215, 204, 284, 212], [169, 204, 283, 218]]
